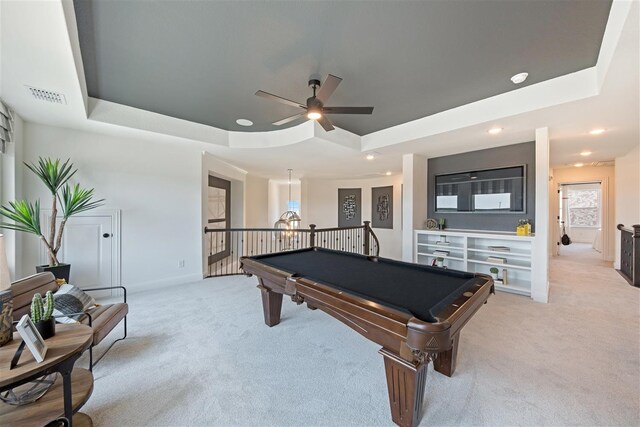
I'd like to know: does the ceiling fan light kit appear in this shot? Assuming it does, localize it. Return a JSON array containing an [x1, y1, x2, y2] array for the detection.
[[255, 74, 374, 132]]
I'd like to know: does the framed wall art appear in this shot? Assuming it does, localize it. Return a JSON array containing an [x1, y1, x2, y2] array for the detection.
[[338, 188, 361, 227], [372, 186, 393, 229]]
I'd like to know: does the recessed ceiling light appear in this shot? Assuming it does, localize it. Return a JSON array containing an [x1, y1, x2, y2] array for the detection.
[[366, 154, 375, 160], [488, 127, 503, 135], [510, 72, 528, 84], [580, 151, 592, 156], [574, 163, 584, 167], [236, 119, 253, 126], [589, 128, 606, 135], [385, 171, 392, 176]]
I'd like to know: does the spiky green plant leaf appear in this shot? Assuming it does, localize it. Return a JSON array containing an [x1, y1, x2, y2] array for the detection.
[[0, 200, 42, 235], [59, 183, 105, 218], [24, 157, 77, 195]]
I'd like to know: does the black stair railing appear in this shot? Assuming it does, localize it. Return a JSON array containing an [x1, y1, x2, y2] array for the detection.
[[204, 221, 379, 277]]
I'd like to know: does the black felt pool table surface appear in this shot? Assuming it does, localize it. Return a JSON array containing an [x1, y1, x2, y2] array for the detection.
[[248, 247, 484, 322]]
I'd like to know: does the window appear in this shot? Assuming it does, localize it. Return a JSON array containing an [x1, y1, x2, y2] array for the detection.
[[567, 188, 600, 227]]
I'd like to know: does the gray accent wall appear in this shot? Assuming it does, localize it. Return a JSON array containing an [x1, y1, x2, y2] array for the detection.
[[427, 142, 536, 232]]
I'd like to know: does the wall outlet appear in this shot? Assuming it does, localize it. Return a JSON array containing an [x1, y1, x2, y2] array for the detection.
[[178, 260, 185, 268]]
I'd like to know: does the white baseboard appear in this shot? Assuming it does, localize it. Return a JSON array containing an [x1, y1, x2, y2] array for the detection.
[[125, 272, 204, 294]]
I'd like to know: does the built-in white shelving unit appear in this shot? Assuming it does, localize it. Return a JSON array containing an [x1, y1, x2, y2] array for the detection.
[[415, 229, 534, 297]]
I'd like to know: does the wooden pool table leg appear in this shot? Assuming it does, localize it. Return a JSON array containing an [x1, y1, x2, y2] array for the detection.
[[433, 333, 460, 377], [379, 348, 427, 427], [258, 282, 283, 327]]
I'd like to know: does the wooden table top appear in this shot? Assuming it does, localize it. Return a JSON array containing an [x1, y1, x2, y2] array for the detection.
[[0, 324, 93, 388]]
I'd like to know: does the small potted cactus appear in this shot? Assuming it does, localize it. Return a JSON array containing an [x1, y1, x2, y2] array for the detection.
[[489, 267, 499, 280], [31, 291, 56, 339]]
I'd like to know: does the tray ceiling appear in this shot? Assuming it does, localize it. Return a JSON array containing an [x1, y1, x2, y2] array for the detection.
[[73, 0, 612, 135]]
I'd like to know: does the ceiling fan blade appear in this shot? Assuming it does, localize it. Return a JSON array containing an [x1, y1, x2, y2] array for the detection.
[[316, 74, 342, 103], [255, 90, 305, 109], [317, 115, 335, 132], [273, 112, 305, 126], [323, 106, 374, 115]]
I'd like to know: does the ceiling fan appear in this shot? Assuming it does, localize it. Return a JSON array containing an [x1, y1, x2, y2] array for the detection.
[[255, 74, 374, 132]]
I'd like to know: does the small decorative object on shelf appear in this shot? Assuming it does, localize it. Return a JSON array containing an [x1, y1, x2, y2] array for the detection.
[[424, 218, 438, 230], [436, 235, 450, 245], [436, 257, 444, 268], [438, 218, 446, 230], [433, 250, 449, 256], [489, 267, 499, 280], [502, 269, 508, 285], [488, 245, 510, 252], [486, 256, 507, 264], [30, 291, 56, 340], [516, 219, 532, 236]]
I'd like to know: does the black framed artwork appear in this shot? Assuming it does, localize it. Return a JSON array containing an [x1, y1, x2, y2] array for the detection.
[[372, 186, 393, 229], [338, 188, 362, 227]]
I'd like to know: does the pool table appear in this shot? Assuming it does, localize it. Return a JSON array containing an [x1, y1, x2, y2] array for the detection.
[[240, 247, 493, 427]]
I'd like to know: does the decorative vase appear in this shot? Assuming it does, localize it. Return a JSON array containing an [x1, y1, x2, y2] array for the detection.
[[35, 318, 56, 340], [36, 263, 71, 283], [0, 289, 12, 347], [490, 273, 499, 280]]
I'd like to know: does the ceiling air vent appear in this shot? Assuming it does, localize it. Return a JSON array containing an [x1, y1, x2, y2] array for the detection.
[[592, 160, 615, 167], [25, 86, 66, 104]]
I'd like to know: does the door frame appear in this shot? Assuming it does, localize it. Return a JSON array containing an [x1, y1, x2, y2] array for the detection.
[[40, 209, 122, 286], [555, 179, 609, 261]]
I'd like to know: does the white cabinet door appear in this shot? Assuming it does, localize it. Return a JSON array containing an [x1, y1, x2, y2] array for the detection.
[[41, 214, 115, 289]]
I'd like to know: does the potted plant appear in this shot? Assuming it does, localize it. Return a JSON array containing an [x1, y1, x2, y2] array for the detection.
[[31, 291, 55, 339], [438, 218, 446, 230], [0, 158, 104, 282], [489, 267, 499, 280]]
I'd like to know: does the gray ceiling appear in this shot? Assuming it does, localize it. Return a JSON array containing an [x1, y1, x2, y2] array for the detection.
[[74, 0, 612, 136]]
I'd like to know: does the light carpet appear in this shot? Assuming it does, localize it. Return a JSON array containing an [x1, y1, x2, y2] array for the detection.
[[82, 255, 639, 426]]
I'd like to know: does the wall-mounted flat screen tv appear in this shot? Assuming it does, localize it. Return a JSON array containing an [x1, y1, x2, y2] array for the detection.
[[435, 165, 526, 213]]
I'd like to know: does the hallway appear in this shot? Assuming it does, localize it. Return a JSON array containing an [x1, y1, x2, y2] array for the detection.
[[557, 241, 612, 267]]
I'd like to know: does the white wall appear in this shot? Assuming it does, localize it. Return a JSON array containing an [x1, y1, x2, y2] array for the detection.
[[551, 165, 616, 261], [23, 122, 207, 290], [0, 112, 23, 280], [268, 180, 300, 226], [302, 175, 403, 259], [245, 175, 269, 227], [614, 144, 640, 268]]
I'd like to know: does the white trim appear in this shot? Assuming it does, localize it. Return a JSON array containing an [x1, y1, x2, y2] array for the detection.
[[125, 272, 203, 295], [532, 127, 550, 303]]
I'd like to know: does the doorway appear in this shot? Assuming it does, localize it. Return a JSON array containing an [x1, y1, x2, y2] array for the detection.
[[557, 182, 606, 264], [206, 175, 231, 265]]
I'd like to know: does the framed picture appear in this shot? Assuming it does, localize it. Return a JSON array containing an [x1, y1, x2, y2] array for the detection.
[[16, 315, 48, 363], [338, 188, 362, 227], [372, 186, 393, 229]]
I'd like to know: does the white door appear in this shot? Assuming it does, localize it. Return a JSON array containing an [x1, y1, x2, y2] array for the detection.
[[41, 214, 117, 289]]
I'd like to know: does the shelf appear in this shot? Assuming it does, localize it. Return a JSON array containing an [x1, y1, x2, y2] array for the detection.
[[467, 259, 531, 270], [417, 243, 465, 250], [494, 283, 531, 296], [467, 247, 531, 258], [0, 368, 94, 425], [417, 253, 465, 261], [415, 228, 537, 299]]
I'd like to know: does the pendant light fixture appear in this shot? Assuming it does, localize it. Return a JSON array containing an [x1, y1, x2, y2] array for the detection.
[[274, 169, 301, 229]]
